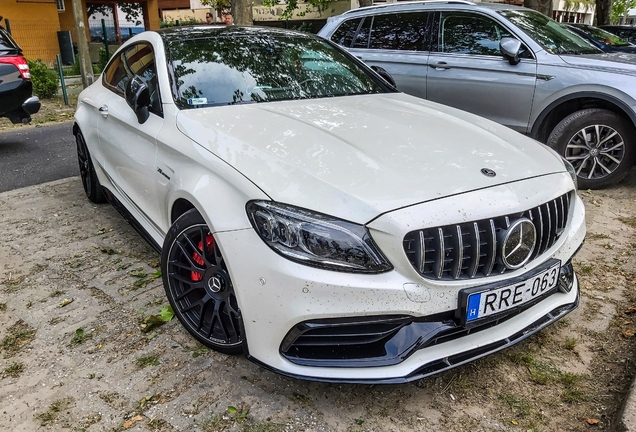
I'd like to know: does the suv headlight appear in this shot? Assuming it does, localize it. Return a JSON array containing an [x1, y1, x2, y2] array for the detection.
[[246, 201, 392, 273], [562, 157, 578, 190]]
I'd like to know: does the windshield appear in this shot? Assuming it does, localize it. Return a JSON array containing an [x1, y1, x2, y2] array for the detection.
[[499, 10, 603, 55], [166, 33, 386, 109], [572, 25, 631, 47]]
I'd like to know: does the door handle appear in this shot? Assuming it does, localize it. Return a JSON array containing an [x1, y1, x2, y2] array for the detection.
[[431, 62, 452, 70], [98, 105, 109, 117]]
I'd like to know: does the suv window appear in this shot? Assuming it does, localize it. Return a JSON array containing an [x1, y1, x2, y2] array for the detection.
[[353, 17, 372, 48], [103, 43, 161, 113], [330, 18, 362, 48], [368, 12, 431, 51], [439, 12, 514, 56]]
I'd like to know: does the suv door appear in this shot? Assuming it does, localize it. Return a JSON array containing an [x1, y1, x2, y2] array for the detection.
[[427, 11, 537, 133], [334, 12, 432, 98]]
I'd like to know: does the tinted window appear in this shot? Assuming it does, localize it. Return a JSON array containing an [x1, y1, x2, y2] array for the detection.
[[368, 12, 430, 51], [439, 12, 514, 55], [166, 34, 387, 109], [103, 43, 161, 112], [331, 18, 362, 48], [353, 17, 372, 48], [500, 10, 602, 55]]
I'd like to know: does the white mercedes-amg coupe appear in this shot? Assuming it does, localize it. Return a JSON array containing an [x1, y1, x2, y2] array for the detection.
[[73, 26, 585, 383]]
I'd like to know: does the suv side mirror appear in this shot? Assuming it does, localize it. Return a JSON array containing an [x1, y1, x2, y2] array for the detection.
[[500, 37, 522, 66], [125, 75, 151, 124], [371, 65, 397, 88]]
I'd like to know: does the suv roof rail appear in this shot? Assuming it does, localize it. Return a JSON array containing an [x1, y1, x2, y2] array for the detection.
[[342, 0, 475, 15]]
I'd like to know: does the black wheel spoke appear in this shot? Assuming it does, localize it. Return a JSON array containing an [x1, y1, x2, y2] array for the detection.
[[182, 230, 207, 266], [169, 259, 198, 273], [176, 239, 205, 271], [174, 284, 204, 302]]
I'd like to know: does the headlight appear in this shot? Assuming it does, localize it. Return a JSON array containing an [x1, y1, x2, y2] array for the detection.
[[562, 157, 578, 190], [246, 201, 392, 273]]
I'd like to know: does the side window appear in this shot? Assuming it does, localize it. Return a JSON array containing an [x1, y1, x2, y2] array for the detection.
[[439, 12, 514, 56], [352, 17, 372, 49], [331, 18, 362, 48], [368, 12, 431, 51], [102, 43, 161, 114]]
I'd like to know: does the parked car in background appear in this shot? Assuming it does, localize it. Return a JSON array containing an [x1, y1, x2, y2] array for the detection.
[[563, 23, 636, 53], [73, 26, 585, 383], [600, 25, 636, 44], [0, 18, 40, 124], [318, 1, 636, 189]]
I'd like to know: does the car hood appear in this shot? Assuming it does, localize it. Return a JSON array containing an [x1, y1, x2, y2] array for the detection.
[[559, 52, 636, 75], [176, 93, 565, 223]]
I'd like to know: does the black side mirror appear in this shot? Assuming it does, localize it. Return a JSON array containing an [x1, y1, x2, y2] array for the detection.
[[500, 37, 522, 66], [125, 76, 151, 124], [370, 65, 397, 88]]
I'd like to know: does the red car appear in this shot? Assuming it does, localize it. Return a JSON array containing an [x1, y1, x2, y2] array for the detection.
[[0, 18, 40, 124]]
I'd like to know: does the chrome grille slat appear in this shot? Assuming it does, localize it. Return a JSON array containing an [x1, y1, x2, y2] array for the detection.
[[403, 193, 572, 281]]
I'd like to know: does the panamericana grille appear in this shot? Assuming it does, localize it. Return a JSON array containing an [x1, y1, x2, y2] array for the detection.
[[403, 192, 572, 280]]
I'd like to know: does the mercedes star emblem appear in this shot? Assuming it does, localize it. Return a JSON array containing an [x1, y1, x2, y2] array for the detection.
[[501, 218, 537, 269], [208, 276, 223, 293]]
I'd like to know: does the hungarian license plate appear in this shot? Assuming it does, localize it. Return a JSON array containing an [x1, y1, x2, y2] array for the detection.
[[462, 261, 561, 325]]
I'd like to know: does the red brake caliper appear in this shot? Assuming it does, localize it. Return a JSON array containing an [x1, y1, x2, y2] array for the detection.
[[191, 234, 214, 281]]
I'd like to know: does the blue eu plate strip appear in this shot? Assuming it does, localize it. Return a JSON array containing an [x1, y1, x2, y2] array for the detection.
[[466, 293, 481, 322]]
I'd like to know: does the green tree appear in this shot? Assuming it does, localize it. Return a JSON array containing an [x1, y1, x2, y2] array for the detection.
[[201, 0, 337, 23], [87, 3, 143, 25], [611, 0, 636, 23]]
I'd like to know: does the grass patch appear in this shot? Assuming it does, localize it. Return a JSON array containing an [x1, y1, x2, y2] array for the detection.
[[588, 232, 611, 240], [498, 393, 533, 418], [577, 261, 594, 275], [2, 362, 24, 378], [1, 320, 36, 358], [619, 217, 636, 229], [136, 355, 160, 368], [70, 328, 93, 346], [564, 337, 577, 351], [35, 398, 73, 425]]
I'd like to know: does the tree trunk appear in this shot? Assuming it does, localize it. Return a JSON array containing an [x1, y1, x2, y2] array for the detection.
[[359, 0, 373, 7], [232, 0, 253, 25], [523, 0, 553, 17], [71, 0, 94, 88], [595, 0, 611, 25]]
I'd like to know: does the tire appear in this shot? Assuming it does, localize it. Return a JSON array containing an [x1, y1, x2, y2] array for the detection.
[[161, 209, 244, 354], [546, 108, 635, 189], [75, 130, 106, 203]]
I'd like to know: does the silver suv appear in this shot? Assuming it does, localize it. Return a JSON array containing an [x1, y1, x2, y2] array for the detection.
[[318, 1, 636, 189]]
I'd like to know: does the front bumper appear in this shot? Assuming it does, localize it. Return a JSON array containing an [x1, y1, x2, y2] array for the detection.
[[216, 175, 586, 383]]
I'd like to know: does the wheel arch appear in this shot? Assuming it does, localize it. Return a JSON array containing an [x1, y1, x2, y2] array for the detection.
[[170, 198, 196, 225], [531, 92, 636, 143]]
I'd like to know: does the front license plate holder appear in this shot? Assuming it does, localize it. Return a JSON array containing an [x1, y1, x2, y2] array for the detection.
[[458, 259, 561, 328]]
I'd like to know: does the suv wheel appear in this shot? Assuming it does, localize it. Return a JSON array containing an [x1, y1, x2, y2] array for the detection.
[[547, 108, 635, 189]]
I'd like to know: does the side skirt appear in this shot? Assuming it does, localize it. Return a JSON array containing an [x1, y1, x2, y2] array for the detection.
[[102, 187, 162, 254]]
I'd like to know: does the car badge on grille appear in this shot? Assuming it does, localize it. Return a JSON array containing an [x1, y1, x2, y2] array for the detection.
[[481, 168, 496, 177], [501, 218, 536, 270]]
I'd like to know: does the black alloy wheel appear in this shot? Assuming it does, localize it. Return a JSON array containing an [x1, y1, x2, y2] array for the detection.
[[161, 209, 243, 354], [547, 108, 635, 189], [75, 130, 105, 203]]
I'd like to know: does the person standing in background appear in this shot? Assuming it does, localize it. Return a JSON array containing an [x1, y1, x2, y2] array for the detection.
[[205, 12, 214, 24], [223, 13, 234, 25]]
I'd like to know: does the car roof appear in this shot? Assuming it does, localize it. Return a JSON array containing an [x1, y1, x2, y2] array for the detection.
[[337, 0, 526, 17], [156, 25, 315, 45]]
